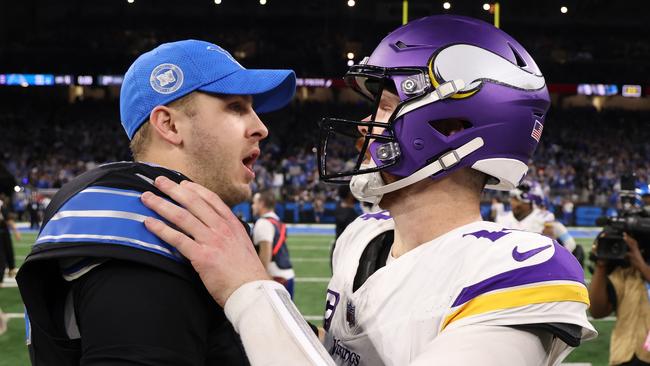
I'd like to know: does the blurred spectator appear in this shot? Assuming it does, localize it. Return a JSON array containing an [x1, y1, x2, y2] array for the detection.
[[490, 197, 505, 222], [0, 193, 21, 282], [2, 98, 649, 217], [251, 190, 295, 298], [334, 186, 359, 240]]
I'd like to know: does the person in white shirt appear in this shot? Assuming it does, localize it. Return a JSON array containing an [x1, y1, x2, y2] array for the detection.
[[251, 190, 295, 298], [490, 197, 505, 222], [141, 15, 596, 366]]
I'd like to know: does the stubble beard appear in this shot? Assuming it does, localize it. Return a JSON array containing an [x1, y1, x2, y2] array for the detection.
[[186, 132, 251, 208]]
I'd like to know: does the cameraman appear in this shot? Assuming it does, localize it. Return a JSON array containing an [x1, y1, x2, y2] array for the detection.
[[590, 232, 650, 365]]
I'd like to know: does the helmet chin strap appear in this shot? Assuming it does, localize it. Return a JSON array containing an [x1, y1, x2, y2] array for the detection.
[[350, 137, 485, 204], [349, 160, 386, 206]]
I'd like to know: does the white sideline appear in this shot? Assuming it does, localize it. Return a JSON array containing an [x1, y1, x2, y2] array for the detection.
[[0, 277, 17, 288]]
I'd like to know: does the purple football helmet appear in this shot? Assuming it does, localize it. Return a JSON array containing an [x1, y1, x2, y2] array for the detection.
[[318, 15, 550, 203], [510, 180, 545, 207]]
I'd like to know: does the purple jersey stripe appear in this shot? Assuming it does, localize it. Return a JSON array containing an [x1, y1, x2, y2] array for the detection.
[[451, 241, 584, 307]]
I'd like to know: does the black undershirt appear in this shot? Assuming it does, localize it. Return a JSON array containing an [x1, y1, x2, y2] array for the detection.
[[70, 260, 249, 366]]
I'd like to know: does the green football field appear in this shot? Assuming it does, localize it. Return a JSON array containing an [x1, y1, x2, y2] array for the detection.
[[0, 234, 612, 365]]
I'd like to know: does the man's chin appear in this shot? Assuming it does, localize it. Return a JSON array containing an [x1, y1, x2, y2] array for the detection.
[[224, 184, 253, 207]]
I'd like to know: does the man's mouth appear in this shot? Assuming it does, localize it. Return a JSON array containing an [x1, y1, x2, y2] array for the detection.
[[242, 149, 260, 172]]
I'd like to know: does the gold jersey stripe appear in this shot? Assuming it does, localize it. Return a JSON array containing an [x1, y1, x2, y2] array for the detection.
[[442, 283, 590, 330]]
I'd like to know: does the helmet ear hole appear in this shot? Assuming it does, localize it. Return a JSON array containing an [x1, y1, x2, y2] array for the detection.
[[428, 119, 473, 137]]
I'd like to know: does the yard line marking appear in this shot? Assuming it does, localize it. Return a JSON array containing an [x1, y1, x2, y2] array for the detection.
[[292, 258, 329, 262], [304, 315, 322, 321], [6, 313, 24, 319], [295, 277, 331, 283]]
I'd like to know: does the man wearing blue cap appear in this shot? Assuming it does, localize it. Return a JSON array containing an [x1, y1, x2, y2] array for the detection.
[[16, 40, 295, 365]]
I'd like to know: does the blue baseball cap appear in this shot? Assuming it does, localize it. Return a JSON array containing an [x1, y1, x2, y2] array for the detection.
[[120, 39, 296, 139]]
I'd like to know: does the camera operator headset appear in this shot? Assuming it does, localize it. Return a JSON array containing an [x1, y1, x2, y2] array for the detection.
[[589, 176, 650, 366], [496, 180, 584, 265]]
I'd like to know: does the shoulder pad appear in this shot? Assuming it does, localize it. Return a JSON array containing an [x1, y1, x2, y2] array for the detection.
[[443, 235, 588, 330], [34, 163, 190, 263]]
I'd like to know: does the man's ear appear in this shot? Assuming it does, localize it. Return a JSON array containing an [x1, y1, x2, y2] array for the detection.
[[149, 106, 183, 145]]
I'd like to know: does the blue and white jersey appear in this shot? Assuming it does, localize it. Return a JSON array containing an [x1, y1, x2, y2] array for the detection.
[[28, 162, 191, 279], [323, 211, 596, 366], [39, 185, 184, 260]]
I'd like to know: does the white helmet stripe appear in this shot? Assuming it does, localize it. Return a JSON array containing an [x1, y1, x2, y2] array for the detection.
[[433, 44, 546, 92]]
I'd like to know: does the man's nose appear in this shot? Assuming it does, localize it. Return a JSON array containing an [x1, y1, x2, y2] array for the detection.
[[357, 115, 372, 135]]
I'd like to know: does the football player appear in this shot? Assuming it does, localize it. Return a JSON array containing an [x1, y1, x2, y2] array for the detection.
[[497, 181, 584, 265], [141, 15, 597, 365]]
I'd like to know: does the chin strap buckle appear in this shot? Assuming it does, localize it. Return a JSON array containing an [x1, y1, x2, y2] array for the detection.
[[438, 150, 461, 170], [434, 79, 465, 100]]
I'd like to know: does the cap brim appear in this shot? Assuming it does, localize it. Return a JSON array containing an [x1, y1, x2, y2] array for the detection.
[[199, 68, 296, 113]]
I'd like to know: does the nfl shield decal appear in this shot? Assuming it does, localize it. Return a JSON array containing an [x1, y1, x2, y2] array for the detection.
[[346, 301, 356, 328]]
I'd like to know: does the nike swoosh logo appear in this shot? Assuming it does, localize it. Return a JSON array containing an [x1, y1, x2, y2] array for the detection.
[[512, 244, 552, 262]]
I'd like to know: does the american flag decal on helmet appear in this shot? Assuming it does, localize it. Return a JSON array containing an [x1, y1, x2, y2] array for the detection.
[[531, 120, 543, 142]]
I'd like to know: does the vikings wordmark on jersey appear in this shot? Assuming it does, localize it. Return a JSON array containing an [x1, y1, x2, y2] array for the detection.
[[323, 212, 596, 366]]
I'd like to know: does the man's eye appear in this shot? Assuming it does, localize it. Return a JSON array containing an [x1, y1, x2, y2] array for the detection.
[[229, 103, 245, 113], [379, 103, 393, 112]]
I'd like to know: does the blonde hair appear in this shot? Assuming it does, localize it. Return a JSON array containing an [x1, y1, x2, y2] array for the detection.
[[129, 92, 198, 160]]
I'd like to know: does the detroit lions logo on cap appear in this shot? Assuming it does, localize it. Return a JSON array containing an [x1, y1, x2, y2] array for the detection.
[[149, 63, 184, 94]]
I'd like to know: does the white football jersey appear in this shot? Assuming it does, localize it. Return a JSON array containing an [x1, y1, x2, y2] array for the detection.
[[496, 207, 555, 233], [323, 210, 596, 366]]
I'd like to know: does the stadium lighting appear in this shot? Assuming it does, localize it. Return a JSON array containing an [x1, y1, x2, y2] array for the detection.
[[483, 3, 490, 11], [347, 0, 356, 7], [127, 0, 134, 3], [14, 186, 21, 193], [560, 6, 568, 13], [214, 0, 221, 4], [347, 60, 354, 67], [443, 2, 451, 10], [346, 52, 355, 60], [260, 0, 267, 4]]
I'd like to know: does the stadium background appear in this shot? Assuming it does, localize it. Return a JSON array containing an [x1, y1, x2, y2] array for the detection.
[[1, 0, 649, 365]]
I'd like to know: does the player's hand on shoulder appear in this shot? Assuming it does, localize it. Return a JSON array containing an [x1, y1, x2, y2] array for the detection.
[[141, 176, 269, 306]]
